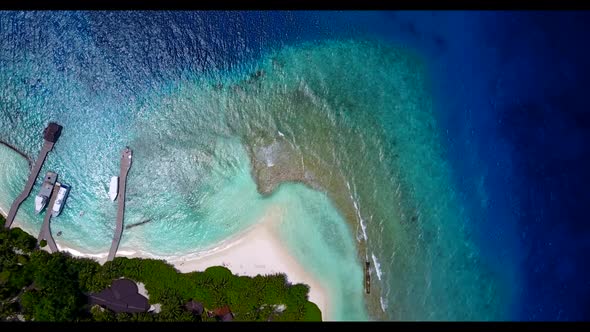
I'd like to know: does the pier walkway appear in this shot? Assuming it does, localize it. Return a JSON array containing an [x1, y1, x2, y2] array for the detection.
[[4, 123, 62, 229], [37, 182, 60, 253], [107, 147, 132, 261]]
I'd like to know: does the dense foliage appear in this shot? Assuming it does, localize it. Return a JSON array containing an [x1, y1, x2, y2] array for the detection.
[[0, 223, 322, 322]]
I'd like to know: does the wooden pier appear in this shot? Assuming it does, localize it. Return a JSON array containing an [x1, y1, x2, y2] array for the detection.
[[107, 147, 133, 261], [37, 182, 60, 253], [4, 123, 62, 229]]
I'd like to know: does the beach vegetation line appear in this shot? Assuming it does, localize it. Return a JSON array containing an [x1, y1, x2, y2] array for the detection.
[[0, 222, 322, 322]]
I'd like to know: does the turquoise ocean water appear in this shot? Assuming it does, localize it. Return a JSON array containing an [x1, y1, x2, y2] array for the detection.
[[0, 12, 518, 320]]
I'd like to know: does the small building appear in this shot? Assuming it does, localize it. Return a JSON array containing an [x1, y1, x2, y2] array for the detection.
[[209, 305, 234, 322], [185, 300, 204, 316], [43, 122, 62, 143], [88, 278, 150, 313]]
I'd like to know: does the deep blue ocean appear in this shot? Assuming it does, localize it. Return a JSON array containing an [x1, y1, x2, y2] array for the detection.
[[346, 11, 590, 320], [1, 11, 589, 320]]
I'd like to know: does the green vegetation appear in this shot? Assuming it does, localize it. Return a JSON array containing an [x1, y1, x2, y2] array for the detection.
[[0, 223, 322, 322]]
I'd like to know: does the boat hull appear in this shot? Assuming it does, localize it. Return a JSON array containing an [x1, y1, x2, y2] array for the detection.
[[109, 176, 119, 201], [35, 171, 57, 214], [51, 184, 70, 217], [34, 196, 47, 214]]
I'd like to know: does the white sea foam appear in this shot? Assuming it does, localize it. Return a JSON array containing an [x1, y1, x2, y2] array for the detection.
[[358, 215, 368, 242], [347, 180, 368, 242], [352, 199, 368, 241], [59, 230, 250, 263], [371, 252, 383, 281], [379, 296, 388, 312], [57, 244, 109, 259]]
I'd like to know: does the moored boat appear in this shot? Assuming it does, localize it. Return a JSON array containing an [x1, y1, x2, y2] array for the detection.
[[51, 183, 70, 217], [35, 171, 57, 214], [109, 176, 119, 201]]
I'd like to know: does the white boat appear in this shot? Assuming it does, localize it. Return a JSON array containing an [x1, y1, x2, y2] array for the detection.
[[35, 171, 57, 214], [109, 176, 119, 201], [51, 183, 70, 217], [34, 196, 48, 214]]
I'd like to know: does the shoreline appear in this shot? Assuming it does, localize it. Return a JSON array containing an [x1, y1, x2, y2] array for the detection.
[[1, 206, 332, 321]]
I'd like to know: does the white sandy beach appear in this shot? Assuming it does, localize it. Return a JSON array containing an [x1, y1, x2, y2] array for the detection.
[[1, 205, 331, 320]]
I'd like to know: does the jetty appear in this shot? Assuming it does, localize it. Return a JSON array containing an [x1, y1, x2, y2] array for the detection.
[[107, 147, 133, 261], [37, 182, 60, 253], [4, 123, 62, 229]]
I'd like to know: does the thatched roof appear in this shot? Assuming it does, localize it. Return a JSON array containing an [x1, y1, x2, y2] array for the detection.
[[43, 122, 62, 143], [212, 305, 234, 322], [185, 300, 204, 315], [88, 278, 150, 313]]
